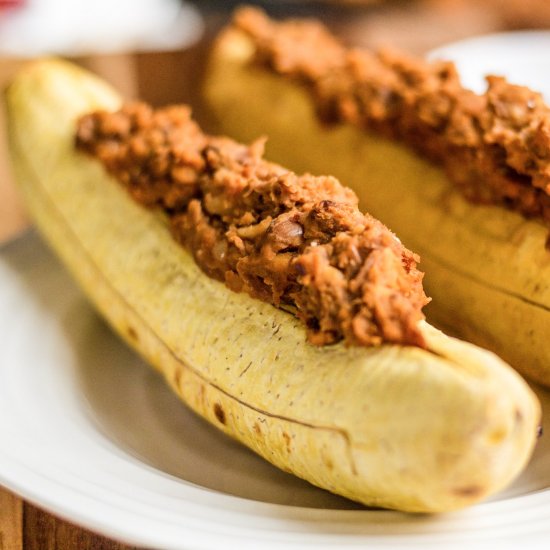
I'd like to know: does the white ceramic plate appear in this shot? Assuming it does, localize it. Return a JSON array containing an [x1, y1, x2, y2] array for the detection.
[[3, 32, 550, 550]]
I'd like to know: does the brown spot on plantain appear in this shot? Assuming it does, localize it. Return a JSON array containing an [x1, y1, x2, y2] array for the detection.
[[323, 455, 334, 471], [453, 485, 483, 498], [214, 402, 226, 425], [253, 422, 261, 435], [282, 431, 292, 453], [488, 426, 508, 445], [173, 368, 182, 388], [127, 325, 139, 342]]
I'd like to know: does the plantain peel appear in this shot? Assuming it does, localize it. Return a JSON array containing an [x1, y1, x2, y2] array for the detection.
[[206, 29, 550, 388], [6, 59, 540, 513]]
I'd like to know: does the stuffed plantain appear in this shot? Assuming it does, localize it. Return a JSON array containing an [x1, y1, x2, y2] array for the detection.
[[205, 8, 550, 387], [5, 59, 540, 513]]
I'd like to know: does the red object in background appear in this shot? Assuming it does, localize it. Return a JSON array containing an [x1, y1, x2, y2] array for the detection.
[[0, 0, 24, 8], [0, 0, 24, 18]]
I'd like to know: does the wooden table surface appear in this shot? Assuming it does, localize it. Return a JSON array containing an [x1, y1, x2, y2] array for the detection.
[[0, 2, 537, 547]]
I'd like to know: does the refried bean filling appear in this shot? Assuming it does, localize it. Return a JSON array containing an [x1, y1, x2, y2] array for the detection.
[[76, 103, 429, 348], [235, 7, 550, 235]]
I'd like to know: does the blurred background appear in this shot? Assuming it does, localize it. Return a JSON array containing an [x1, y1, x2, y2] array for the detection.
[[1, 0, 550, 243]]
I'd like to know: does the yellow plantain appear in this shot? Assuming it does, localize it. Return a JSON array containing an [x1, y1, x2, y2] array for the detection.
[[205, 28, 550, 387], [6, 59, 540, 513]]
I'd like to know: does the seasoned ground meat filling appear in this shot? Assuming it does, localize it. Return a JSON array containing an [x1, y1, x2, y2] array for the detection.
[[76, 103, 429, 348], [235, 7, 550, 229]]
